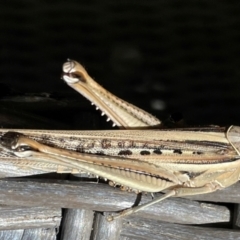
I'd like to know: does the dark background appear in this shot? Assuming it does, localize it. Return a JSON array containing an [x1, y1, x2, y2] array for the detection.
[[0, 1, 240, 129]]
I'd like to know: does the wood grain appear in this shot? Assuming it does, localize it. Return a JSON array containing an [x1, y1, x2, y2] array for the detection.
[[0, 228, 57, 240], [60, 209, 94, 240], [0, 205, 61, 230], [0, 178, 232, 224], [121, 217, 240, 240]]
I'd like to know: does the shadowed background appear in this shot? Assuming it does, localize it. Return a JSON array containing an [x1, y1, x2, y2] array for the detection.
[[0, 1, 240, 129]]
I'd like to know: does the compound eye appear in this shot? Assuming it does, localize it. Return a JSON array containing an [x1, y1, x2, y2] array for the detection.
[[17, 145, 34, 152]]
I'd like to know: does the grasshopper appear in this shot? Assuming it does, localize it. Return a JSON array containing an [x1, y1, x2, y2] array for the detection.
[[0, 60, 240, 221]]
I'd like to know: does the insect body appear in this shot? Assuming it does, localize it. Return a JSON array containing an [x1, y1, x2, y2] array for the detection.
[[0, 60, 240, 220]]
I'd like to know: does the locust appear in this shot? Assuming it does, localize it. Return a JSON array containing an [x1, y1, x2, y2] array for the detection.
[[0, 59, 240, 221]]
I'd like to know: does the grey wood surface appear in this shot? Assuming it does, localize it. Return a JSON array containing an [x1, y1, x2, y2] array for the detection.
[[121, 217, 240, 240], [0, 206, 61, 230], [233, 204, 240, 229], [61, 209, 94, 240], [0, 178, 239, 240], [0, 228, 57, 240], [0, 160, 61, 178], [21, 228, 57, 240], [91, 213, 123, 240], [0, 178, 231, 224], [0, 230, 24, 240]]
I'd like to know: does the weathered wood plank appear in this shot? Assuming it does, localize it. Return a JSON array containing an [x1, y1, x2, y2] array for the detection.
[[21, 228, 57, 240], [0, 179, 230, 224], [0, 229, 24, 240], [0, 228, 57, 240], [0, 160, 61, 178], [60, 209, 94, 240], [119, 237, 132, 240], [233, 204, 240, 229], [91, 213, 122, 240], [121, 217, 240, 240], [0, 206, 61, 230]]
